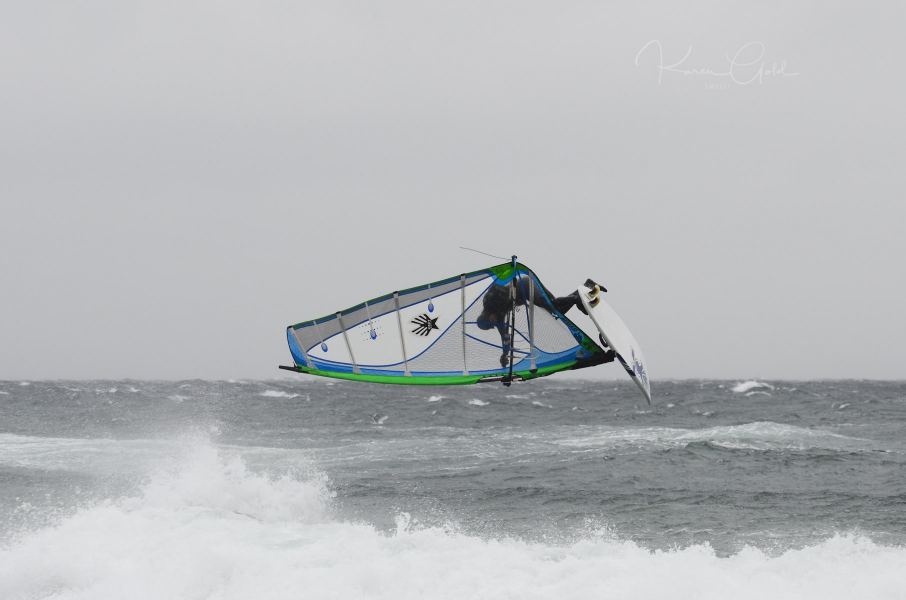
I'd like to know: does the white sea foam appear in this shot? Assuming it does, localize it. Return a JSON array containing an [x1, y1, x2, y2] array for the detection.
[[468, 399, 489, 406], [0, 434, 317, 477], [0, 442, 903, 600], [557, 422, 875, 453], [260, 390, 301, 399], [0, 434, 167, 472], [532, 401, 553, 408], [732, 380, 775, 393], [0, 390, 8, 395], [427, 395, 444, 403]]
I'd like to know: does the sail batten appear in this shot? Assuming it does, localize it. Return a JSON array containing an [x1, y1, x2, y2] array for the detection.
[[392, 292, 410, 376]]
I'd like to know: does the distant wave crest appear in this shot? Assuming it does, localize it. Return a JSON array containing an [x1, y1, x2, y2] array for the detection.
[[557, 421, 875, 453], [732, 380, 775, 393], [260, 390, 300, 399]]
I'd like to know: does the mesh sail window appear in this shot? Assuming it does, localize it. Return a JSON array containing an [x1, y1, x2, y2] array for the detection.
[[283, 262, 607, 384]]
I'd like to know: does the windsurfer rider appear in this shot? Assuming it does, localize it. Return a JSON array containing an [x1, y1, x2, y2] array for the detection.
[[475, 274, 614, 367]]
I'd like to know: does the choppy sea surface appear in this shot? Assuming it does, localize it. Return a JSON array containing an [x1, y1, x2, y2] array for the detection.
[[1, 378, 905, 599]]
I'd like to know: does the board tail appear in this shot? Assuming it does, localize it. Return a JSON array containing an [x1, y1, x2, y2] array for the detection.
[[578, 284, 652, 403]]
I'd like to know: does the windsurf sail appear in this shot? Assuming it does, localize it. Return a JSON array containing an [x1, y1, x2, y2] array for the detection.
[[280, 261, 610, 385]]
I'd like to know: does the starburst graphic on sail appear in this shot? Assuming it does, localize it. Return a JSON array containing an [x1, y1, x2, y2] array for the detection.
[[410, 313, 439, 336]]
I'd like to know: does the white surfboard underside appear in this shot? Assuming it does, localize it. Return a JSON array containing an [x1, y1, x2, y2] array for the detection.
[[578, 288, 652, 404]]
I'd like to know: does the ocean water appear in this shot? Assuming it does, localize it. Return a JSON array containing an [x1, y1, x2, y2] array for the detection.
[[1, 379, 905, 599]]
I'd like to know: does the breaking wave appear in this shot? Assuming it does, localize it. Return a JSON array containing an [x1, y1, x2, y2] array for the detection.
[[0, 439, 903, 600]]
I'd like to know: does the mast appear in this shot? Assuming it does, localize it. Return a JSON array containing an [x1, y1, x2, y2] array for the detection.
[[503, 254, 517, 386]]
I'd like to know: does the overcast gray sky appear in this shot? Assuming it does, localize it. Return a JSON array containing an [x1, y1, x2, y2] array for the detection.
[[1, 0, 904, 380]]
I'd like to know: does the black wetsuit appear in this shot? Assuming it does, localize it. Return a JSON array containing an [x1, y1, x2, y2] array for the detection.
[[476, 278, 580, 330], [475, 274, 610, 367]]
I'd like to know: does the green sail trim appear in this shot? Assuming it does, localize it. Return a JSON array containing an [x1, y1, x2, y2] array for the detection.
[[280, 361, 579, 385]]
